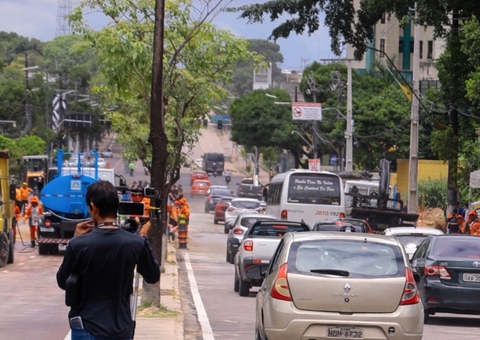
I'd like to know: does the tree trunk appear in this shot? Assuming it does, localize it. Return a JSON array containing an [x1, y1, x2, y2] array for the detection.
[[143, 0, 167, 307]]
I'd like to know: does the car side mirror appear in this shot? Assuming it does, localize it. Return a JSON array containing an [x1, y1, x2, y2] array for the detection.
[[246, 266, 265, 280], [228, 238, 240, 245], [413, 271, 421, 284]]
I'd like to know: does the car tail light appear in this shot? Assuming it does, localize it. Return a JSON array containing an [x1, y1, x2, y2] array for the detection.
[[243, 240, 253, 251], [339, 212, 345, 218], [399, 268, 420, 305], [424, 265, 451, 279], [233, 228, 244, 235], [280, 209, 288, 220], [270, 263, 292, 301], [44, 220, 51, 227]]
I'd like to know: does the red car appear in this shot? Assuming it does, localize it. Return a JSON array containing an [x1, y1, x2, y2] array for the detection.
[[191, 180, 211, 197], [190, 171, 209, 185], [214, 197, 233, 224]]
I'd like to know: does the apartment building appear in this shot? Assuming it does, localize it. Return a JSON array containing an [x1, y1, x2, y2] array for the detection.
[[347, 6, 444, 92]]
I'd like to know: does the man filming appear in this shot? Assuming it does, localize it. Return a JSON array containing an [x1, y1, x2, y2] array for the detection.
[[57, 181, 160, 340]]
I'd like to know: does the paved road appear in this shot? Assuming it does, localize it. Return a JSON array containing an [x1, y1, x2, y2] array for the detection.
[[180, 126, 480, 340]]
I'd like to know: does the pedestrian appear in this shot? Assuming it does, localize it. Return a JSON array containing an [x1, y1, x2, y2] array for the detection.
[[137, 180, 144, 190], [129, 162, 135, 176], [129, 181, 137, 190], [13, 203, 21, 243], [23, 195, 43, 247], [19, 182, 31, 214], [269, 166, 274, 182], [168, 184, 178, 203], [462, 210, 476, 234], [56, 181, 160, 340], [446, 208, 460, 234], [468, 211, 480, 236], [15, 184, 22, 212], [178, 197, 190, 227]]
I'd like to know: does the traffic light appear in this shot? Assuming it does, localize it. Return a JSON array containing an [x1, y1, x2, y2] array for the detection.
[[217, 120, 223, 129]]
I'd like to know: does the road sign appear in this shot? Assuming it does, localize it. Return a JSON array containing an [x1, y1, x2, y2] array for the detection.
[[292, 102, 322, 121], [308, 159, 321, 171]]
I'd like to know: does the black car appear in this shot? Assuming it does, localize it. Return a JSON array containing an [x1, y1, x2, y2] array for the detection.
[[411, 234, 480, 323], [204, 188, 233, 212], [312, 220, 370, 233]]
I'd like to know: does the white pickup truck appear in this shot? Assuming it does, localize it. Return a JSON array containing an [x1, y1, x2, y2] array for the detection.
[[231, 220, 310, 297]]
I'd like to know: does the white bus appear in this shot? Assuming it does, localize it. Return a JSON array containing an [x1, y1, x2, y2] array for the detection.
[[265, 169, 345, 227]]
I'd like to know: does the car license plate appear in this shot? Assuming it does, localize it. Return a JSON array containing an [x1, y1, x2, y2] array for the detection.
[[39, 227, 54, 232], [463, 273, 480, 282], [327, 327, 363, 339]]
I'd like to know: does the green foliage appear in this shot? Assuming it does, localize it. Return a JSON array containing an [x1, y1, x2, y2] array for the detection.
[[458, 141, 480, 203], [418, 178, 448, 210], [261, 146, 281, 168], [16, 135, 46, 155]]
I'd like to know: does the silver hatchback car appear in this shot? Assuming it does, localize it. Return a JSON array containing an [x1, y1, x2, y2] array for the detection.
[[246, 232, 424, 340]]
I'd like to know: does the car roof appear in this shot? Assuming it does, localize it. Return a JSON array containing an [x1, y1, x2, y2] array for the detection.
[[287, 231, 401, 246], [239, 213, 276, 219], [383, 227, 443, 235], [231, 198, 260, 202]]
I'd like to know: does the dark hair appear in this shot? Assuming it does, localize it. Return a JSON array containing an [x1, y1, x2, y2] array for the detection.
[[86, 181, 119, 218]]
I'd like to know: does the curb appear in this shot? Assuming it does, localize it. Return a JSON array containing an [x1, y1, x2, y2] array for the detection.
[[169, 243, 185, 340]]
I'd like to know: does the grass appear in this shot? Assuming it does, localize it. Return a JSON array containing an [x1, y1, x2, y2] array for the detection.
[[137, 302, 179, 318]]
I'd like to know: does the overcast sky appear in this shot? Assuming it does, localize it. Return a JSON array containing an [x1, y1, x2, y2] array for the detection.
[[0, 0, 337, 70]]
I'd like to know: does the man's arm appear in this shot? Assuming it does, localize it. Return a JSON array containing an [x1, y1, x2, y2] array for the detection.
[[57, 244, 76, 290], [137, 238, 160, 284]]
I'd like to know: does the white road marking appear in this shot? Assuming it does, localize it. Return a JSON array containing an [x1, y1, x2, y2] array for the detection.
[[184, 252, 215, 340]]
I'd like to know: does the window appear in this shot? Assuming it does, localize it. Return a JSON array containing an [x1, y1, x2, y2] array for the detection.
[[427, 40, 433, 59], [380, 12, 386, 24], [380, 39, 385, 58], [399, 39, 403, 53], [287, 173, 341, 205], [419, 40, 423, 59], [432, 238, 480, 258], [267, 182, 283, 205]]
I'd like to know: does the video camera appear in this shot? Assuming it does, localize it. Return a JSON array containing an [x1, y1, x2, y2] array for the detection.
[[116, 185, 160, 233]]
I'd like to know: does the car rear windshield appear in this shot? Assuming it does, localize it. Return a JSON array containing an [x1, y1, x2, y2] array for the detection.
[[232, 200, 260, 209], [395, 235, 429, 248], [313, 224, 365, 232], [210, 189, 232, 197], [219, 197, 233, 203], [288, 240, 405, 278], [241, 179, 254, 185], [432, 237, 480, 258], [193, 172, 206, 176], [240, 217, 275, 228], [195, 182, 208, 187], [205, 153, 224, 161], [249, 223, 309, 237], [287, 173, 341, 205]]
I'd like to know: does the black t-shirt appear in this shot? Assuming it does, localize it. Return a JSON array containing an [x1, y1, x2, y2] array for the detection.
[[57, 228, 160, 338]]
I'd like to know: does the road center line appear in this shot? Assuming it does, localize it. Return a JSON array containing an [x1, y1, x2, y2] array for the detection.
[[184, 252, 215, 340]]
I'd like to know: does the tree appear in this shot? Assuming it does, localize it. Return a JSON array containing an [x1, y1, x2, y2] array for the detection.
[[234, 0, 480, 207], [230, 88, 307, 166], [70, 0, 257, 306], [229, 39, 284, 97]]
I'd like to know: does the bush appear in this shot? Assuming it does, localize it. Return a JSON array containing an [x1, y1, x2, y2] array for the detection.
[[245, 163, 252, 174], [418, 178, 447, 210]]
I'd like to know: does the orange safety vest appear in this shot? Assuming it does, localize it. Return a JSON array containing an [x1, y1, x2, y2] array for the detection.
[[471, 221, 480, 236], [15, 188, 21, 201]]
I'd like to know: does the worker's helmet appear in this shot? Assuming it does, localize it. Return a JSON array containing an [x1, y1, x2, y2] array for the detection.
[[31, 196, 39, 204], [22, 182, 27, 186], [468, 210, 477, 219]]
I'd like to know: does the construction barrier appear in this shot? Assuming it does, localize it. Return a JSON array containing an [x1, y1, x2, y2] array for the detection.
[[178, 214, 187, 249]]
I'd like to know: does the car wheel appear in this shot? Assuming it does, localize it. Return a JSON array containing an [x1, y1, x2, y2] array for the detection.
[[239, 278, 250, 296], [214, 217, 218, 224], [226, 249, 230, 263], [255, 327, 262, 340], [234, 269, 240, 292], [7, 229, 14, 264], [229, 250, 235, 264], [223, 224, 228, 234], [204, 206, 209, 213], [424, 309, 431, 324]]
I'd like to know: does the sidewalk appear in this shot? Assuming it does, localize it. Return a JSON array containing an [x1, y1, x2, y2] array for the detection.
[[134, 241, 184, 340], [205, 125, 271, 184]]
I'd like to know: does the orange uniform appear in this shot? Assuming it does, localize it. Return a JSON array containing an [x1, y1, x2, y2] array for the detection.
[[23, 196, 43, 247], [13, 204, 21, 242], [471, 221, 480, 236]]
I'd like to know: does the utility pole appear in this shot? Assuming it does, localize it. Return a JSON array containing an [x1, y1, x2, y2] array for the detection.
[[320, 57, 355, 171], [345, 57, 353, 171], [407, 5, 420, 214]]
